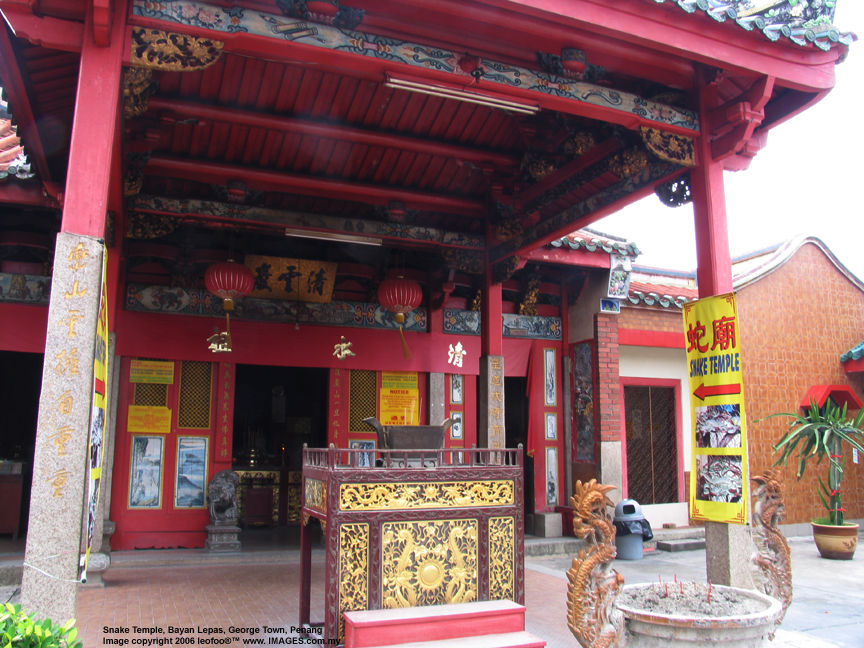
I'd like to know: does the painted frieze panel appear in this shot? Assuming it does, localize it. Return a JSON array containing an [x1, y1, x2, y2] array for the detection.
[[0, 273, 50, 304], [339, 479, 515, 511], [131, 1, 698, 131]]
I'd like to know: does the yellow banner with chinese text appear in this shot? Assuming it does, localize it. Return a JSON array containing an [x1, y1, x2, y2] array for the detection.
[[83, 244, 109, 579], [682, 293, 749, 525], [127, 405, 172, 434], [380, 371, 419, 425]]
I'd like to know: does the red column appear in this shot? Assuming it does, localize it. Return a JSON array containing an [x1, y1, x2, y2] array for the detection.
[[60, 1, 126, 237], [692, 81, 733, 299]]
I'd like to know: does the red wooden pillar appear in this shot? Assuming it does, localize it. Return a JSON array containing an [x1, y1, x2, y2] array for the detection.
[[60, 1, 125, 238], [21, 0, 126, 622], [691, 79, 750, 588]]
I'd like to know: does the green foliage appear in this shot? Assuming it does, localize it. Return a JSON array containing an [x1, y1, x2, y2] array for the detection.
[[0, 603, 82, 648], [769, 399, 864, 526]]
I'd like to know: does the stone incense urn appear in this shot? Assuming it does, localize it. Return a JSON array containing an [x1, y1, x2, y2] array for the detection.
[[614, 582, 782, 648]]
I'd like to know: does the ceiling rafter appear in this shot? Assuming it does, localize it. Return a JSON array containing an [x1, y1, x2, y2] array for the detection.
[[145, 97, 519, 171], [144, 155, 486, 215]]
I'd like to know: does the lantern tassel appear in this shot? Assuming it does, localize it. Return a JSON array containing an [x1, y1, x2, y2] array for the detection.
[[399, 324, 411, 358]]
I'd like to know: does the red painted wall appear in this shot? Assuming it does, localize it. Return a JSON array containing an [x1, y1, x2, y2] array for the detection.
[[0, 303, 47, 353]]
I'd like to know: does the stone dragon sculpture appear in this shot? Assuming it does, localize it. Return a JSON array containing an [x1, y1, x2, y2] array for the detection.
[[566, 479, 624, 648], [751, 468, 793, 628]]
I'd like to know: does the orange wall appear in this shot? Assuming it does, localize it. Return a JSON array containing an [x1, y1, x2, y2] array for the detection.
[[738, 243, 864, 524]]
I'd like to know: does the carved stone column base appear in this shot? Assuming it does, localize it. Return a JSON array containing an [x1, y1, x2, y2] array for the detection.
[[205, 524, 242, 552]]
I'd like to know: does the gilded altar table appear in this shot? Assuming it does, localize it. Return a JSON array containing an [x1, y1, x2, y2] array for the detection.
[[299, 447, 525, 644]]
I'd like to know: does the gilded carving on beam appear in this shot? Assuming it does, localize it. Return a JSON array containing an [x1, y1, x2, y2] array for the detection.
[[304, 477, 326, 514], [381, 519, 478, 608], [126, 212, 179, 240], [488, 516, 515, 601], [443, 249, 483, 275], [518, 277, 540, 316], [751, 468, 792, 630], [566, 479, 624, 648], [606, 148, 648, 179], [130, 28, 224, 71], [640, 127, 695, 167], [338, 522, 369, 642], [339, 480, 514, 511], [122, 67, 156, 119]]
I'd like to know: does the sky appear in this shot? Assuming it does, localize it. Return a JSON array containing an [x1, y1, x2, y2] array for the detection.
[[595, 2, 864, 282]]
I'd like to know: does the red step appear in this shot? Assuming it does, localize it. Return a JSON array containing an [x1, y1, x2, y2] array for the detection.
[[343, 600, 538, 648], [354, 631, 546, 648]]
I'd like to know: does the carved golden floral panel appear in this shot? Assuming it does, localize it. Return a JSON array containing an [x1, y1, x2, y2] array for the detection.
[[304, 477, 326, 514], [340, 480, 514, 511], [338, 522, 369, 642], [381, 519, 478, 609], [488, 516, 515, 601]]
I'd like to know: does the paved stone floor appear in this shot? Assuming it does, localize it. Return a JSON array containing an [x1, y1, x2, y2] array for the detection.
[[3, 530, 861, 647]]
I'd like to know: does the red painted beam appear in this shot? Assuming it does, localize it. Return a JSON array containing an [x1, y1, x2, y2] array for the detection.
[[618, 328, 684, 349], [91, 0, 112, 47], [147, 97, 519, 171], [0, 6, 84, 52], [487, 0, 841, 91], [0, 302, 48, 353], [145, 155, 485, 215], [513, 137, 621, 208], [0, 22, 53, 183], [524, 245, 610, 269], [0, 183, 60, 208], [491, 166, 683, 262]]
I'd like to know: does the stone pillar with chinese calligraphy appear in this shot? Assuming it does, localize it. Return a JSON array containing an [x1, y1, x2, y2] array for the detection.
[[22, 234, 105, 622], [478, 356, 505, 449], [429, 373, 446, 427]]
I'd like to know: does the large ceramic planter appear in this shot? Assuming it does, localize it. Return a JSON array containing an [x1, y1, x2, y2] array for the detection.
[[615, 583, 782, 648], [812, 521, 859, 560]]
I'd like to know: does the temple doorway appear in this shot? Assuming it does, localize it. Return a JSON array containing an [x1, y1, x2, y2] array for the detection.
[[504, 376, 533, 519], [0, 351, 42, 540], [623, 385, 678, 504], [232, 365, 328, 530]]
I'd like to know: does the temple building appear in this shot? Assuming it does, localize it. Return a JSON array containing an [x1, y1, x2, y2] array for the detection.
[[0, 0, 853, 624]]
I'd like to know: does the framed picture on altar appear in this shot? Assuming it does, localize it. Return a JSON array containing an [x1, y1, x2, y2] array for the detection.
[[128, 435, 164, 509]]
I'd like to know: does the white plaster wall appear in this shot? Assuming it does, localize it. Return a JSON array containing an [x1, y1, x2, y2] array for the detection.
[[619, 345, 691, 527]]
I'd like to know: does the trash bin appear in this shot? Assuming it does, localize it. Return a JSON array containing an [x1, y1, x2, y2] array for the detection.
[[613, 499, 653, 560]]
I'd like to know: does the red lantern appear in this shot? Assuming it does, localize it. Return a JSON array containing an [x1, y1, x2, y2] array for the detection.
[[378, 277, 422, 358], [205, 261, 254, 311], [204, 261, 254, 352]]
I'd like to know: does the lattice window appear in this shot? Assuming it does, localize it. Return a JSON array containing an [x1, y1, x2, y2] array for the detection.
[[178, 361, 212, 429], [349, 370, 377, 432], [134, 382, 168, 407]]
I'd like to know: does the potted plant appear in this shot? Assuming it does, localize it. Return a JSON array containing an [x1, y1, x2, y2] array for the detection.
[[770, 399, 864, 559]]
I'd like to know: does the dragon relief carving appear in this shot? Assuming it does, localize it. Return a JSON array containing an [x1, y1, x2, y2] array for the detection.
[[566, 480, 624, 648], [751, 468, 793, 628]]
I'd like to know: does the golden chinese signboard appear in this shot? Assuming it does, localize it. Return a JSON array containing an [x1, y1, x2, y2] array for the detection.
[[682, 292, 749, 524], [245, 255, 336, 302]]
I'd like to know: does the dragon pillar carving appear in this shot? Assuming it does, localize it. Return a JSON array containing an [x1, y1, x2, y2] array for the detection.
[[566, 479, 624, 648], [751, 468, 793, 629]]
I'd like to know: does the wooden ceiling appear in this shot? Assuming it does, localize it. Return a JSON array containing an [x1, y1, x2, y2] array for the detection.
[[0, 0, 847, 283]]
